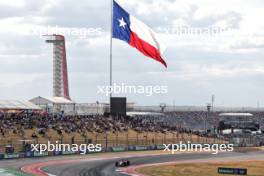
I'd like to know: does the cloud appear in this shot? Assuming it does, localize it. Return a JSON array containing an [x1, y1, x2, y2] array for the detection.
[[230, 41, 264, 50], [0, 0, 263, 106], [187, 10, 242, 29]]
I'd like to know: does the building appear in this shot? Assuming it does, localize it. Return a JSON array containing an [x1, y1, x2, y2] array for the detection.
[[74, 103, 105, 115], [218, 112, 261, 135], [0, 100, 41, 113], [29, 96, 75, 115], [29, 97, 107, 115]]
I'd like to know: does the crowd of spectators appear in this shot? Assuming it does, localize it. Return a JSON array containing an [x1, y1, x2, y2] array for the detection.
[[165, 111, 264, 131], [1, 111, 263, 139], [0, 113, 183, 139]]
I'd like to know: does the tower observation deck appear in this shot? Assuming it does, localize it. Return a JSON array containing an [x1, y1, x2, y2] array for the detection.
[[45, 34, 71, 100]]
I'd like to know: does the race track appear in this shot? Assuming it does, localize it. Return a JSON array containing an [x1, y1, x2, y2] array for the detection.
[[42, 151, 264, 176], [1, 150, 264, 176]]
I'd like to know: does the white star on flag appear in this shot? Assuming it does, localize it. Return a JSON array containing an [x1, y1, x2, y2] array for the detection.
[[118, 18, 127, 29]]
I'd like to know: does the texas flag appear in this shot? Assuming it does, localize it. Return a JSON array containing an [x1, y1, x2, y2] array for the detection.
[[113, 1, 167, 68]]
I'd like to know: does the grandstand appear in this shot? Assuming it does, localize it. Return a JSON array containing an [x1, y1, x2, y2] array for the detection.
[[0, 112, 224, 153], [218, 113, 261, 134], [1, 101, 264, 153]]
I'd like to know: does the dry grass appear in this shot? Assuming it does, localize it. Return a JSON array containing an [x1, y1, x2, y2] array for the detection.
[[137, 161, 264, 176]]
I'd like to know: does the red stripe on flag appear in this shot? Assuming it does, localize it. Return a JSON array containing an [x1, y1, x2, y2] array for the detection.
[[129, 31, 167, 68]]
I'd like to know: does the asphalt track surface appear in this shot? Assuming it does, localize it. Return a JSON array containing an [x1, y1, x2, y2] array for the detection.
[[1, 151, 264, 176], [42, 151, 264, 176]]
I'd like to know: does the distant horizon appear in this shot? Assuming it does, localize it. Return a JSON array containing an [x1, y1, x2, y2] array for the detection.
[[3, 95, 264, 109]]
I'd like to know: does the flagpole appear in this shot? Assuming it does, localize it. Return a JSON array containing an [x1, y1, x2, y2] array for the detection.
[[110, 0, 113, 99]]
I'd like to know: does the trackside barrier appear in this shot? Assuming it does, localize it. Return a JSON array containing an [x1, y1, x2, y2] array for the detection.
[[24, 151, 33, 158], [156, 145, 165, 150], [87, 150, 101, 154], [134, 146, 148, 151], [106, 147, 113, 152], [62, 150, 76, 155], [0, 153, 4, 160], [128, 146, 134, 151], [19, 152, 25, 158], [4, 153, 19, 159], [1, 144, 162, 160], [111, 146, 126, 152], [246, 144, 254, 147], [0, 144, 244, 160], [33, 152, 48, 157], [53, 151, 62, 156], [147, 145, 156, 150]]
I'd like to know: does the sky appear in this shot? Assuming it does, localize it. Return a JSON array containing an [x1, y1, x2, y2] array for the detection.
[[0, 0, 264, 107]]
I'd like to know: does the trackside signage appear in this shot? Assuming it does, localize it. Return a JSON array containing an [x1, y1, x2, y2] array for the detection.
[[33, 151, 48, 157], [112, 147, 126, 152], [135, 146, 148, 151], [4, 153, 19, 159], [218, 168, 247, 175]]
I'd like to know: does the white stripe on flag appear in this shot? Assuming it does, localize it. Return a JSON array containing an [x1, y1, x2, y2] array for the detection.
[[130, 15, 166, 54]]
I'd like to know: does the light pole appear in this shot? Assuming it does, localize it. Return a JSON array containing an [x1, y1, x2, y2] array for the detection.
[[96, 101, 99, 115], [160, 103, 166, 113], [205, 103, 212, 143], [211, 95, 215, 112]]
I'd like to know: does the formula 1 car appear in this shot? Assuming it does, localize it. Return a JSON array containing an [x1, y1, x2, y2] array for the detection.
[[115, 159, 130, 167]]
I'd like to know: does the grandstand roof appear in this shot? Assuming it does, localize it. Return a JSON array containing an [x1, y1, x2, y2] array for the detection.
[[127, 112, 164, 117], [219, 113, 253, 117], [30, 96, 75, 105], [0, 100, 41, 110]]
